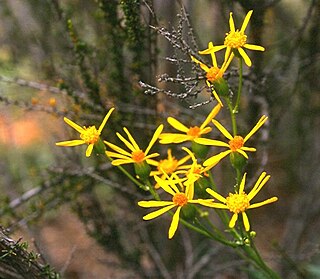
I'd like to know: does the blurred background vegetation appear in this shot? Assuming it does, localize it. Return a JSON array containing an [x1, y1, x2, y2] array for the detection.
[[0, 0, 319, 278]]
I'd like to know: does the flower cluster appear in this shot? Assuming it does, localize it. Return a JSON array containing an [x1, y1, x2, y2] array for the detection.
[[56, 10, 277, 240]]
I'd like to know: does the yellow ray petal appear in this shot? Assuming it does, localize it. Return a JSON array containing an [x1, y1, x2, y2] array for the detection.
[[221, 52, 234, 73], [248, 173, 271, 200], [169, 206, 182, 239], [238, 173, 247, 193], [63, 117, 86, 134], [191, 56, 210, 72], [208, 42, 218, 67], [229, 12, 235, 32], [56, 139, 85, 146], [200, 103, 221, 130], [123, 127, 140, 151], [208, 85, 223, 107], [249, 197, 278, 209], [145, 124, 163, 155], [116, 132, 136, 152], [206, 188, 227, 203], [167, 117, 189, 132], [105, 151, 130, 160], [237, 148, 249, 159], [244, 115, 268, 142], [143, 204, 176, 220], [212, 119, 233, 140], [85, 144, 94, 157], [244, 44, 265, 51], [199, 45, 226, 55], [111, 158, 134, 165], [154, 175, 176, 196], [242, 212, 250, 231], [240, 10, 253, 32], [229, 213, 238, 228], [98, 107, 115, 133], [224, 46, 232, 64], [104, 141, 132, 157], [241, 147, 256, 152], [203, 150, 231, 167], [159, 134, 192, 144], [145, 153, 160, 160], [194, 138, 229, 147], [238, 47, 252, 67], [138, 200, 174, 208]]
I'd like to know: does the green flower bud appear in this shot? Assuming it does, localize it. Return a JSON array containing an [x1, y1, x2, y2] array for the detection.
[[192, 141, 209, 159], [94, 138, 106, 155], [230, 152, 247, 172], [212, 77, 229, 97], [134, 161, 151, 182]]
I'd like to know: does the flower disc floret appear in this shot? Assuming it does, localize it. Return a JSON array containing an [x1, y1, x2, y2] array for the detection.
[[224, 31, 247, 48], [132, 150, 145, 163], [187, 126, 201, 138], [229, 136, 244, 151], [172, 193, 188, 206], [206, 67, 221, 82], [158, 157, 179, 174], [80, 126, 100, 144], [226, 192, 250, 214]]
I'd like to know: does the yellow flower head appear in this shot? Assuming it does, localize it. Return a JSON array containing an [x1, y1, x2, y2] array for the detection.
[[205, 172, 278, 231], [175, 147, 210, 186], [138, 174, 210, 239], [56, 107, 115, 157], [159, 104, 221, 144], [200, 10, 265, 67], [195, 115, 268, 167], [105, 124, 163, 166], [192, 42, 234, 106], [148, 148, 191, 187]]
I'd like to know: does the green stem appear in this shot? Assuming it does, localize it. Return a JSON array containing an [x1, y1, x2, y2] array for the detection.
[[105, 155, 148, 191], [225, 97, 237, 136], [242, 242, 281, 278], [233, 57, 243, 114]]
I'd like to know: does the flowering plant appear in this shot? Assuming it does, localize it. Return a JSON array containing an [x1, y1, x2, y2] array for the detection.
[[56, 9, 279, 278]]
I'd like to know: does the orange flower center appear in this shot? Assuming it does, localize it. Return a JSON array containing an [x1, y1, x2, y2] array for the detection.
[[158, 158, 179, 174], [172, 193, 188, 207], [187, 126, 201, 138], [206, 67, 221, 82], [226, 192, 250, 214], [80, 126, 100, 144], [229, 136, 244, 151], [224, 31, 247, 49], [132, 150, 145, 163]]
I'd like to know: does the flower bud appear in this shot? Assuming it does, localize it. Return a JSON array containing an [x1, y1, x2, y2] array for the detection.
[[94, 138, 106, 155], [212, 77, 229, 97], [134, 161, 151, 182], [192, 141, 209, 159], [230, 152, 247, 172]]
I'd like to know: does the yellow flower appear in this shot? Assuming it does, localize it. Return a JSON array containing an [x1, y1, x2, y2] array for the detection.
[[192, 42, 234, 106], [159, 104, 221, 144], [148, 148, 191, 180], [56, 107, 115, 157], [200, 10, 265, 67], [204, 172, 278, 231], [138, 175, 213, 239], [175, 147, 210, 185], [105, 124, 163, 166], [195, 115, 267, 167]]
